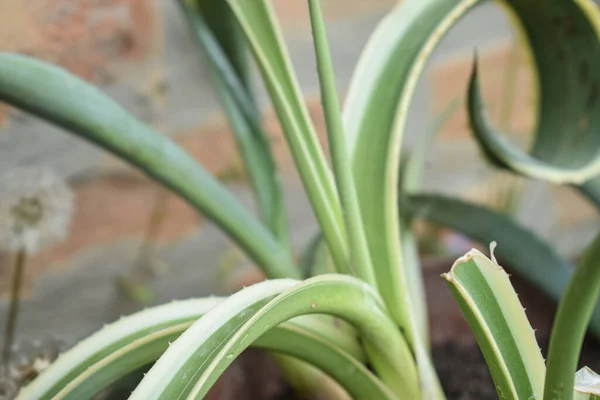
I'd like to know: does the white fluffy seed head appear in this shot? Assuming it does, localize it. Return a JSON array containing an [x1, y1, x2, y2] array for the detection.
[[2, 336, 68, 394], [0, 167, 74, 254]]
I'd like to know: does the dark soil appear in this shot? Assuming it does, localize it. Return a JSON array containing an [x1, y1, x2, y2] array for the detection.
[[434, 335, 600, 400], [433, 341, 497, 400]]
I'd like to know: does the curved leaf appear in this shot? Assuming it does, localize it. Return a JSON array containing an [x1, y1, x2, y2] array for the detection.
[[132, 275, 417, 400], [466, 1, 600, 203], [178, 0, 291, 249], [345, 0, 600, 344], [269, 354, 352, 400], [20, 291, 365, 399], [257, 324, 396, 400], [343, 1, 480, 397], [343, 0, 477, 340], [357, 10, 600, 396], [18, 298, 220, 399], [224, 0, 350, 275], [443, 249, 545, 400], [468, 58, 600, 185], [0, 53, 298, 279]]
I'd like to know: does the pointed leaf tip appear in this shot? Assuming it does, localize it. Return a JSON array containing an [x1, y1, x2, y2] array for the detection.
[[490, 241, 498, 264]]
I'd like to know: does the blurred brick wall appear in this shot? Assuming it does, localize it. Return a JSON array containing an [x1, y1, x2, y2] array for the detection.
[[0, 0, 596, 314], [0, 0, 399, 292], [0, 0, 160, 81]]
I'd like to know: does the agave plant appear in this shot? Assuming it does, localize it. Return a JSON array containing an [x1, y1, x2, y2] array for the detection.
[[0, 0, 599, 399]]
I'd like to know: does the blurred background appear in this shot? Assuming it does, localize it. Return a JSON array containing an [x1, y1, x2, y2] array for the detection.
[[0, 0, 597, 357]]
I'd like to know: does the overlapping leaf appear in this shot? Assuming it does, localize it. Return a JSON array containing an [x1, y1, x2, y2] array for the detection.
[[179, 0, 291, 249], [20, 287, 366, 400], [307, 0, 376, 285], [466, 0, 600, 211], [343, 1, 479, 397], [131, 275, 414, 399], [444, 248, 546, 400], [224, 0, 349, 274]]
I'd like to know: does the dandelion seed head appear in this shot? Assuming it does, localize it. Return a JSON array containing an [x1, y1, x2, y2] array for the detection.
[[0, 167, 74, 254], [0, 336, 67, 393]]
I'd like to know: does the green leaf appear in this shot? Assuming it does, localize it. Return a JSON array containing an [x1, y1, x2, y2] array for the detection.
[[132, 275, 418, 400], [581, 179, 600, 210], [468, 58, 600, 185], [398, 221, 429, 348], [343, 0, 477, 338], [405, 193, 600, 338], [307, 0, 376, 285], [545, 232, 600, 400], [178, 0, 291, 250], [343, 2, 477, 397], [575, 367, 600, 400], [191, 0, 250, 89], [18, 297, 221, 399], [297, 234, 359, 345], [20, 290, 365, 399], [443, 248, 545, 400], [259, 324, 395, 400], [224, 0, 350, 275], [269, 355, 352, 400], [398, 98, 460, 348], [0, 53, 298, 280], [466, 1, 600, 205]]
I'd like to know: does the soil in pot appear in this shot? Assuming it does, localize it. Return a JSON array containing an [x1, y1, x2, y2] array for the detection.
[[434, 335, 600, 400]]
